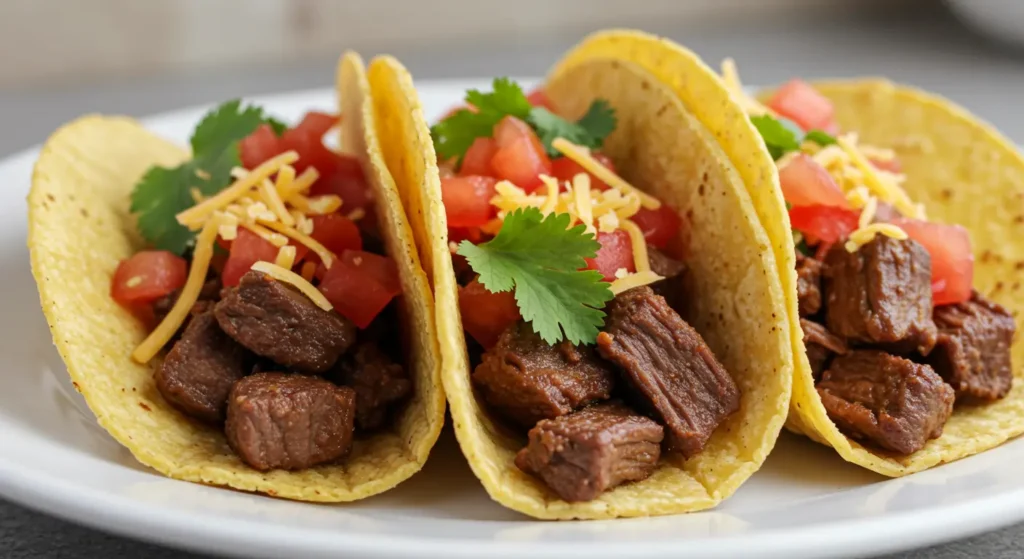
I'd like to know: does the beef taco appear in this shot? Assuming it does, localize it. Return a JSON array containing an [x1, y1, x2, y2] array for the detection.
[[365, 40, 792, 518], [27, 51, 445, 501], [715, 65, 1022, 475]]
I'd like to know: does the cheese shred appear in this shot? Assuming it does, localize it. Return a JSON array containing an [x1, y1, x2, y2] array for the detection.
[[175, 151, 299, 227], [259, 219, 335, 268], [551, 138, 661, 210], [251, 261, 333, 311], [609, 270, 664, 295]]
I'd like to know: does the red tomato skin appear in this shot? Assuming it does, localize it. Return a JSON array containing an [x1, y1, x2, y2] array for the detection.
[[490, 116, 552, 193], [631, 203, 683, 249], [549, 154, 614, 191], [768, 79, 836, 132], [239, 124, 282, 170], [585, 230, 635, 282], [310, 166, 373, 218], [459, 278, 521, 349], [448, 226, 484, 245], [221, 228, 280, 287], [526, 88, 556, 111], [295, 112, 338, 139], [460, 137, 498, 177], [892, 218, 974, 305], [779, 154, 848, 208], [310, 214, 363, 255], [111, 251, 188, 306], [318, 250, 401, 328], [441, 175, 498, 228], [789, 205, 860, 246]]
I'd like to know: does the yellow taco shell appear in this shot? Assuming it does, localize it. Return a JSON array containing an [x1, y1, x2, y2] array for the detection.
[[26, 51, 445, 501], [368, 34, 792, 518]]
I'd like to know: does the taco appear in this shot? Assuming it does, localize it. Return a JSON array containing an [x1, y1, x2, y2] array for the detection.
[[712, 65, 1022, 475], [27, 51, 445, 501], [365, 41, 792, 518]]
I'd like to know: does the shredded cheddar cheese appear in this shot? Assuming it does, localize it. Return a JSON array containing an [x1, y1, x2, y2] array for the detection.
[[837, 135, 923, 220], [551, 138, 661, 210], [275, 245, 297, 269], [259, 178, 295, 226], [300, 261, 317, 282], [176, 151, 299, 227], [572, 173, 594, 234], [620, 219, 652, 274], [610, 271, 664, 295], [844, 223, 908, 252], [259, 219, 334, 268], [251, 261, 333, 311]]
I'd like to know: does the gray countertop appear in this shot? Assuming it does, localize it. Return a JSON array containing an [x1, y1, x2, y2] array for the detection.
[[5, 9, 1024, 559]]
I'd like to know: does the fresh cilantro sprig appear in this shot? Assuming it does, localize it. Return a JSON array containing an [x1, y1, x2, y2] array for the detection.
[[750, 114, 836, 161], [431, 78, 616, 163], [130, 100, 284, 254], [457, 208, 613, 345]]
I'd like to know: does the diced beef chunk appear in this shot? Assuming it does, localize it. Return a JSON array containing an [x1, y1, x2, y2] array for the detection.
[[226, 372, 356, 471], [155, 310, 251, 423], [801, 318, 848, 380], [214, 271, 356, 373], [824, 236, 937, 354], [473, 322, 615, 427], [515, 402, 663, 502], [596, 286, 740, 458], [929, 292, 1016, 402], [648, 246, 688, 315], [817, 350, 954, 455], [331, 341, 411, 431], [153, 278, 222, 324], [796, 253, 823, 317]]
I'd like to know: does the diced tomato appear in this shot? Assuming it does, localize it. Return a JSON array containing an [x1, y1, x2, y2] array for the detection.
[[310, 163, 373, 214], [294, 111, 338, 139], [871, 157, 902, 173], [584, 230, 635, 282], [490, 116, 552, 193], [789, 205, 859, 246], [549, 153, 615, 191], [458, 278, 521, 348], [448, 226, 484, 245], [111, 251, 188, 306], [779, 154, 848, 208], [767, 79, 836, 132], [209, 249, 229, 276], [526, 88, 556, 111], [891, 218, 974, 305], [222, 228, 280, 287], [631, 203, 683, 249], [319, 250, 401, 328], [309, 213, 363, 257], [239, 124, 282, 170], [441, 175, 498, 228], [460, 137, 497, 177]]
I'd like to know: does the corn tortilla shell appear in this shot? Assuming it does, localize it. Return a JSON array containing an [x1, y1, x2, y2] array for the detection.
[[757, 80, 1024, 476], [368, 40, 792, 518], [25, 52, 445, 501]]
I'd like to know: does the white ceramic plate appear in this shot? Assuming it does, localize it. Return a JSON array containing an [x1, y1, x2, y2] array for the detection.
[[5, 81, 1024, 559]]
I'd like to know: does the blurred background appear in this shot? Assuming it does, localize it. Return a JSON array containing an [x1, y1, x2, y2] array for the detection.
[[1, 0, 1023, 155]]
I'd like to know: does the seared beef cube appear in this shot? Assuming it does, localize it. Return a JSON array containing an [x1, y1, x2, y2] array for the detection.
[[153, 278, 222, 324], [596, 286, 740, 458], [818, 350, 954, 455], [796, 253, 823, 317], [215, 271, 356, 373], [155, 310, 251, 423], [825, 236, 937, 354], [801, 318, 848, 380], [331, 341, 411, 431], [515, 402, 663, 502], [648, 246, 688, 315], [226, 372, 356, 471], [929, 292, 1016, 402], [472, 322, 615, 427]]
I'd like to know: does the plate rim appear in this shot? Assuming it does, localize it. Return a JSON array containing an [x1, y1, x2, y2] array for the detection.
[[5, 82, 1024, 559]]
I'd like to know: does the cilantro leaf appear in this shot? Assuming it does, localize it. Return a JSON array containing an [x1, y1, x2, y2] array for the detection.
[[528, 100, 616, 157], [431, 108, 501, 161], [130, 100, 283, 254], [457, 208, 613, 345], [465, 78, 532, 120], [267, 117, 288, 136], [750, 114, 801, 160], [804, 129, 837, 147]]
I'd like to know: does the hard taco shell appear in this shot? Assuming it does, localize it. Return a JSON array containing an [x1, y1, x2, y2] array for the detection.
[[26, 51, 445, 501]]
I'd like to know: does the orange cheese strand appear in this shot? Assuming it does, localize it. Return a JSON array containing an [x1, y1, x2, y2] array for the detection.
[[251, 261, 333, 311], [259, 219, 335, 268], [551, 138, 661, 210], [175, 151, 298, 227]]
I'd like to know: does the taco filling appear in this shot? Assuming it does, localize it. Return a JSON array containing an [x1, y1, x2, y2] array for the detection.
[[111, 103, 410, 472], [722, 61, 1016, 456], [430, 79, 741, 501]]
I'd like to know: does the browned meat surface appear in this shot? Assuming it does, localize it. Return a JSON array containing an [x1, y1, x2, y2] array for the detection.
[[796, 253, 823, 317], [215, 271, 356, 373], [331, 341, 411, 431], [155, 310, 251, 423], [225, 372, 356, 471], [648, 246, 688, 315], [929, 292, 1016, 402], [818, 350, 954, 455], [514, 402, 663, 502], [153, 278, 222, 324], [472, 322, 615, 427], [801, 318, 848, 380], [824, 236, 937, 354], [596, 286, 740, 458]]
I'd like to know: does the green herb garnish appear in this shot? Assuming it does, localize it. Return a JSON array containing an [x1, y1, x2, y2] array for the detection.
[[750, 114, 837, 161]]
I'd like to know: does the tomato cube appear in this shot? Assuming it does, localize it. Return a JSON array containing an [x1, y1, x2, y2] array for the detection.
[[111, 251, 188, 306], [490, 116, 552, 193], [584, 230, 635, 282], [459, 278, 521, 348], [319, 250, 401, 328], [768, 79, 836, 132]]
